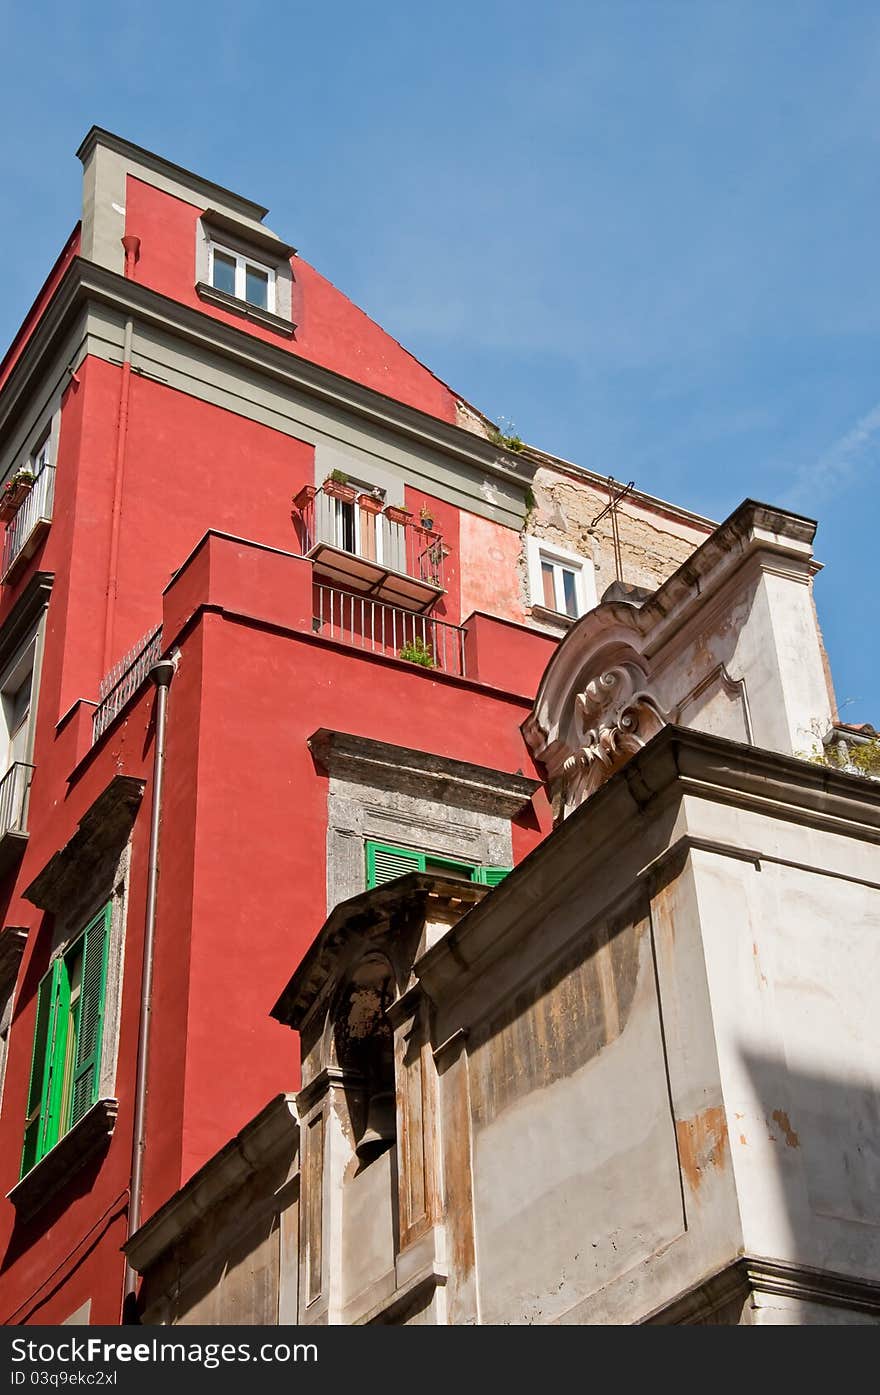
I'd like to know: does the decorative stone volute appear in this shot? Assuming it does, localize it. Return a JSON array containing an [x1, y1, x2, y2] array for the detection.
[[523, 499, 835, 821], [562, 663, 668, 811]]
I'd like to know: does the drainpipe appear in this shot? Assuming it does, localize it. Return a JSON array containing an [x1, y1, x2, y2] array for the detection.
[[103, 234, 139, 673], [123, 656, 175, 1320]]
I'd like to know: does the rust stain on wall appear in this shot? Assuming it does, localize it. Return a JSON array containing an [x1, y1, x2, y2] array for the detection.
[[471, 912, 649, 1127], [771, 1109, 800, 1148], [675, 1106, 729, 1193]]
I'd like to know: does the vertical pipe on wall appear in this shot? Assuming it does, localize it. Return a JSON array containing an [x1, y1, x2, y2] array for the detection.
[[122, 656, 175, 1321]]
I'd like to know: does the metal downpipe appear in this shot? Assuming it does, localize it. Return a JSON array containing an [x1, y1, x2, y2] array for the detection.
[[122, 656, 175, 1320]]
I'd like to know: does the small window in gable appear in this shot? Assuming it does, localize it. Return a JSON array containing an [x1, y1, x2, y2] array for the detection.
[[208, 241, 275, 312]]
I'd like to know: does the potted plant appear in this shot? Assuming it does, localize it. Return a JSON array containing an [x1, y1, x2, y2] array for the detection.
[[418, 504, 436, 531], [0, 468, 36, 522], [398, 636, 435, 668], [323, 469, 357, 504], [384, 502, 413, 526]]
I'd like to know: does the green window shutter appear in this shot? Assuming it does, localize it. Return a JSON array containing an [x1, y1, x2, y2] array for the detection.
[[20, 963, 58, 1178], [473, 866, 513, 887], [366, 841, 425, 889], [41, 956, 72, 1159], [70, 904, 111, 1128]]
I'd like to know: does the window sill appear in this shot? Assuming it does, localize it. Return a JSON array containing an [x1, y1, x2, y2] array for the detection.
[[195, 282, 295, 337], [6, 1098, 118, 1223], [528, 603, 578, 630]]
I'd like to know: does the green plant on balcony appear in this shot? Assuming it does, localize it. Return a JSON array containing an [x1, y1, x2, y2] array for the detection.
[[0, 468, 36, 522], [323, 469, 357, 503], [399, 636, 435, 668]]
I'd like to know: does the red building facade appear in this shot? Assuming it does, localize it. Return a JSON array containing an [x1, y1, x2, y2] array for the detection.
[[0, 131, 708, 1325]]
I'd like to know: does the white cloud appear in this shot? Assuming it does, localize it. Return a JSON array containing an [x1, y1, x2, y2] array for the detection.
[[784, 401, 880, 511]]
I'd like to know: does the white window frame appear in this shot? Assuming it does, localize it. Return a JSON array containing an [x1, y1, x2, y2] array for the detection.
[[332, 482, 386, 565], [0, 971, 18, 1115], [207, 240, 276, 314], [525, 536, 596, 621]]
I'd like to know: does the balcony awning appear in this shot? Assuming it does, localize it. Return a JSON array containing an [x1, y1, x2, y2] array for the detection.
[[307, 541, 443, 612]]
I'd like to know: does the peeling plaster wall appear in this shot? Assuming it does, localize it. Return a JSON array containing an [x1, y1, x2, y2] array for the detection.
[[523, 467, 711, 624]]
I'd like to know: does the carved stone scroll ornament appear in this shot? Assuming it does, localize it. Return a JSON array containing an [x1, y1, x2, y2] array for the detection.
[[561, 663, 670, 812]]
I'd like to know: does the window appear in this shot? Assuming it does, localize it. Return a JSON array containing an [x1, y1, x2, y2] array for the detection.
[[30, 430, 51, 476], [541, 556, 580, 618], [0, 635, 38, 836], [365, 841, 511, 890], [332, 481, 385, 563], [208, 241, 275, 312], [525, 536, 596, 622], [20, 904, 111, 1177]]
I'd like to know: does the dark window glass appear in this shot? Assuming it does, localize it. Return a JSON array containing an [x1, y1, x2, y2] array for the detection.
[[245, 264, 269, 309], [212, 250, 236, 296]]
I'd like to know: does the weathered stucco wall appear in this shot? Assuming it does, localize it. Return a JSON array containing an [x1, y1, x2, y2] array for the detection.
[[467, 908, 687, 1324], [524, 466, 711, 610]]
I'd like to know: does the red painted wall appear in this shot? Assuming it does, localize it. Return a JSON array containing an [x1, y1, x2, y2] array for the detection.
[[124, 177, 459, 425], [0, 169, 557, 1323]]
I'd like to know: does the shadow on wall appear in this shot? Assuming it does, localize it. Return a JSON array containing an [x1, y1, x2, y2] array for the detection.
[[739, 1048, 880, 1289]]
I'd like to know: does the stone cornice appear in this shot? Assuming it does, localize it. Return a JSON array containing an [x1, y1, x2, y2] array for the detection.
[[6, 1098, 118, 1223], [0, 257, 534, 499], [0, 572, 53, 673], [308, 728, 541, 817], [415, 725, 880, 1007], [24, 775, 145, 912], [0, 926, 27, 997], [76, 127, 270, 222], [644, 1253, 880, 1323], [124, 1094, 299, 1274], [272, 875, 486, 1032]]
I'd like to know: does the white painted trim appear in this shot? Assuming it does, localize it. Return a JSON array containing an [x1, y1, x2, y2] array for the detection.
[[525, 535, 596, 618], [207, 240, 276, 314]]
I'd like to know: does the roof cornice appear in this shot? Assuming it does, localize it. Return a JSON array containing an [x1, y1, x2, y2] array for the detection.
[[0, 257, 535, 497], [415, 725, 880, 1007], [76, 127, 270, 222]]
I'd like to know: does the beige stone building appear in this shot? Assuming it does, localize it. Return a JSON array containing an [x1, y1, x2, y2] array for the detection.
[[124, 496, 879, 1326]]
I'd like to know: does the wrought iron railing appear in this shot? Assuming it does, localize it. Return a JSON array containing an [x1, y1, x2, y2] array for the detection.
[[313, 584, 466, 677], [92, 626, 164, 743], [0, 761, 34, 838], [293, 484, 446, 591], [1, 465, 55, 579]]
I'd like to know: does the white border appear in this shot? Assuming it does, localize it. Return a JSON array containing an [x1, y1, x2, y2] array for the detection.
[[525, 535, 597, 618]]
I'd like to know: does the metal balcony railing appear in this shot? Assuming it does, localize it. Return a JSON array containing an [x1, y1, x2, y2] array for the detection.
[[314, 584, 467, 677], [93, 626, 164, 743], [0, 761, 34, 839], [1, 465, 55, 581], [293, 483, 447, 607]]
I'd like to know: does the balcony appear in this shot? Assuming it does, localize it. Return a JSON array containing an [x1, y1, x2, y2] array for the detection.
[[1, 464, 55, 583], [93, 626, 164, 744], [0, 761, 33, 874], [293, 482, 446, 612], [314, 583, 467, 678]]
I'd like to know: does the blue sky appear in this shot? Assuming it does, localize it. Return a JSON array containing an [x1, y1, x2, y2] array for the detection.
[[1, 1, 877, 720]]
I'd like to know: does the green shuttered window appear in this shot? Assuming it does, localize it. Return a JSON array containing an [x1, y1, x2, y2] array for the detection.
[[365, 841, 512, 890], [20, 903, 111, 1178]]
